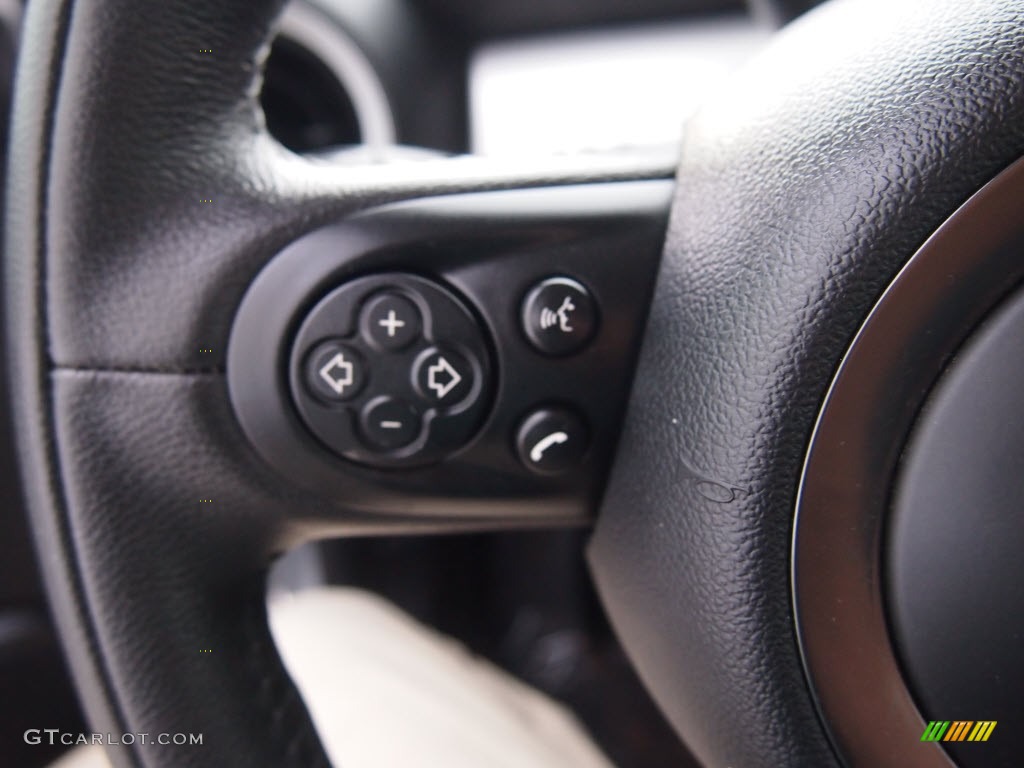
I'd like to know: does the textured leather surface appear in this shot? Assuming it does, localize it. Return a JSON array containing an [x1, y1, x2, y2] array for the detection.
[[45, 0, 676, 373], [590, 1, 1024, 766], [48, 371, 334, 768], [5, 1, 676, 767]]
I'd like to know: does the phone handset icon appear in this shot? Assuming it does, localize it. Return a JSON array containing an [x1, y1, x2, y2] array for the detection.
[[529, 431, 569, 463]]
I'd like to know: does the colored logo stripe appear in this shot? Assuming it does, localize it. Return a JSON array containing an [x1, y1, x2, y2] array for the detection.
[[967, 722, 997, 742], [945, 721, 973, 742], [921, 720, 996, 742]]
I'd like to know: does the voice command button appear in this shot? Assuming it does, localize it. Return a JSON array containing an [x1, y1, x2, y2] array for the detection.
[[521, 277, 597, 357]]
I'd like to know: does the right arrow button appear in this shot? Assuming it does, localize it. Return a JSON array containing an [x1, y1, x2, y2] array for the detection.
[[413, 348, 474, 407]]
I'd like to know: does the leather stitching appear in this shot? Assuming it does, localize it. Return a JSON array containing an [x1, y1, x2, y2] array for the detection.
[[55, 366, 226, 376]]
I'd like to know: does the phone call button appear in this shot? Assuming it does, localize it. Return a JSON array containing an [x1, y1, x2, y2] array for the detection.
[[515, 407, 589, 475]]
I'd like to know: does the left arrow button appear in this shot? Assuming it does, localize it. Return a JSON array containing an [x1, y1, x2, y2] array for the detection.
[[305, 342, 366, 402]]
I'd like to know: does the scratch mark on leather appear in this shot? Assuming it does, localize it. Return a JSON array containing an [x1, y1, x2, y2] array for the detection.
[[677, 457, 747, 504]]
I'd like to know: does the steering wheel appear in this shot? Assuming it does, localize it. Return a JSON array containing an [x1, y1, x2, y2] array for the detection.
[[6, 0, 1024, 766]]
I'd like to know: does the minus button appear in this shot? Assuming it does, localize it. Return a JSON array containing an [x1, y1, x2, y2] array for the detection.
[[360, 397, 422, 451]]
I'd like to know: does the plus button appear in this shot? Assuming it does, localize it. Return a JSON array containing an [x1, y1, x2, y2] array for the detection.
[[362, 293, 422, 350], [379, 309, 406, 338]]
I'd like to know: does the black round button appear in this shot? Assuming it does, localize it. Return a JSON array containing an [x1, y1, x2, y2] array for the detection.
[[361, 292, 422, 351], [289, 273, 493, 468], [305, 342, 365, 403], [361, 397, 422, 451], [515, 407, 589, 475], [413, 348, 474, 408], [521, 277, 597, 357]]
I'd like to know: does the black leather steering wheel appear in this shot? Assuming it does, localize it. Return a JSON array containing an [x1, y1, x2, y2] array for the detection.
[[5, 1, 1024, 767]]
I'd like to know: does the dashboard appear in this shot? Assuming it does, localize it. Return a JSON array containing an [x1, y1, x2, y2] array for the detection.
[[266, 0, 768, 158]]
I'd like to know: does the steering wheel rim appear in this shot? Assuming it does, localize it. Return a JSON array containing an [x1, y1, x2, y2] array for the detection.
[[5, 1, 1024, 767], [590, 1, 1024, 766]]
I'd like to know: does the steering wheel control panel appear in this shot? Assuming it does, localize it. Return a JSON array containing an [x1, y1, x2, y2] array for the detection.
[[290, 274, 491, 468], [227, 181, 672, 523]]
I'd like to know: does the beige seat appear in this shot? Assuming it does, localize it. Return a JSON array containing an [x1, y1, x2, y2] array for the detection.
[[51, 588, 613, 768]]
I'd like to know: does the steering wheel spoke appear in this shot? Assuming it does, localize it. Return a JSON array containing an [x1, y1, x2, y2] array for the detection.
[[7, 0, 679, 764]]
